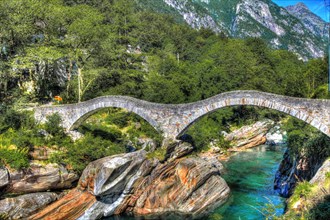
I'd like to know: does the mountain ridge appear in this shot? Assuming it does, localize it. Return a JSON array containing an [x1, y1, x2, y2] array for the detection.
[[137, 0, 328, 60]]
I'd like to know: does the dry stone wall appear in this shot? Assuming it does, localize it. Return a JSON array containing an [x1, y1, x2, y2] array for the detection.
[[34, 91, 330, 139]]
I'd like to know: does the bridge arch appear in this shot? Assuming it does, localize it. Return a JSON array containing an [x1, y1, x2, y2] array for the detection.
[[33, 91, 330, 140], [33, 96, 165, 133], [176, 101, 327, 138], [172, 91, 330, 139]]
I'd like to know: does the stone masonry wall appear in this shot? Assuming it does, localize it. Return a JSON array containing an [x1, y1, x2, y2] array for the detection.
[[34, 90, 330, 140]]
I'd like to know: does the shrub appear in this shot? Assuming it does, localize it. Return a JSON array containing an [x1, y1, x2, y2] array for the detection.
[[51, 133, 125, 174], [147, 147, 166, 161], [79, 124, 123, 142], [105, 111, 130, 128], [0, 147, 29, 170], [44, 113, 64, 136], [0, 108, 35, 133]]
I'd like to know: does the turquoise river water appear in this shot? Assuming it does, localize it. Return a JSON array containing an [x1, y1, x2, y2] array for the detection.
[[208, 144, 286, 220]]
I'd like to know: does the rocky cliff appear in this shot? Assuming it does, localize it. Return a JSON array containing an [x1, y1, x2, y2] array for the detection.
[[286, 2, 329, 39], [138, 0, 328, 60], [29, 142, 230, 220], [0, 163, 78, 219], [274, 147, 329, 198]]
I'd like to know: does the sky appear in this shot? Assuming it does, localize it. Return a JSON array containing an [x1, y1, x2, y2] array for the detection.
[[272, 0, 329, 21]]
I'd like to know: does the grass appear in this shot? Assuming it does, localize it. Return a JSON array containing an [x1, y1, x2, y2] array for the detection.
[[279, 161, 330, 220], [146, 147, 166, 161]]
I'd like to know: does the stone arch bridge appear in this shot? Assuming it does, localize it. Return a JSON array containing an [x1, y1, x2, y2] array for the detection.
[[33, 91, 330, 140]]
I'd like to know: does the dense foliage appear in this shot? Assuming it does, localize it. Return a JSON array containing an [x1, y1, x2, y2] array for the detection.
[[0, 107, 161, 173], [0, 0, 329, 105], [283, 117, 330, 158], [0, 0, 329, 173]]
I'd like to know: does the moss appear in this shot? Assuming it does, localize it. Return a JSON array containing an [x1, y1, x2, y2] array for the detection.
[[287, 181, 314, 210], [282, 174, 330, 219], [146, 147, 166, 161]]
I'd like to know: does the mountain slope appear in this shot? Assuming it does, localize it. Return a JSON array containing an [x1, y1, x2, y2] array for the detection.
[[286, 2, 329, 39], [136, 0, 328, 60]]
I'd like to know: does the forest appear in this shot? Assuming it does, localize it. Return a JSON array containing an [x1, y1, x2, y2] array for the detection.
[[0, 0, 329, 174]]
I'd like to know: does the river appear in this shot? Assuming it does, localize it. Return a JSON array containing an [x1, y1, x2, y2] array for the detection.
[[106, 144, 286, 220], [208, 144, 286, 220]]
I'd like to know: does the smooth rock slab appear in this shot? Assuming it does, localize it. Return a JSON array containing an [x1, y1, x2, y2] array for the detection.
[[117, 156, 230, 218], [225, 120, 273, 150], [310, 159, 330, 185], [0, 192, 58, 219], [29, 151, 148, 220], [31, 149, 230, 219]]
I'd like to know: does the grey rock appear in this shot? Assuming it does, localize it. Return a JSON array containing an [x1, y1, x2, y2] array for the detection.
[[6, 163, 78, 194], [77, 150, 148, 219], [130, 156, 230, 217], [286, 2, 329, 39], [166, 141, 194, 161], [274, 148, 328, 197], [0, 167, 9, 189], [31, 146, 229, 219], [0, 192, 58, 219], [137, 137, 157, 152], [225, 120, 274, 149], [310, 159, 330, 185]]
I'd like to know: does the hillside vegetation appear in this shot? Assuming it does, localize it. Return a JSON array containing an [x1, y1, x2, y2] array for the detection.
[[0, 0, 329, 176]]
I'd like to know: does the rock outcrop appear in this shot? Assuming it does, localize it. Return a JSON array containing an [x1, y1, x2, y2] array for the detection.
[[225, 120, 274, 151], [30, 144, 230, 219], [117, 157, 229, 218], [310, 159, 330, 186], [0, 167, 9, 189], [0, 192, 58, 219], [165, 141, 194, 162], [4, 163, 78, 194], [274, 148, 328, 197]]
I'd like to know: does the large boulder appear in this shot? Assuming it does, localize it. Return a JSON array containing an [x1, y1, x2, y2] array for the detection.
[[0, 192, 58, 219], [30, 149, 230, 219], [29, 151, 150, 220], [121, 157, 230, 218], [225, 120, 274, 151], [165, 141, 194, 162], [6, 163, 78, 194]]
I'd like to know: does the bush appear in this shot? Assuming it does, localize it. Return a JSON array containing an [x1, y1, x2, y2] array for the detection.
[[79, 124, 123, 142], [0, 147, 29, 170], [105, 111, 130, 128], [51, 133, 125, 174], [147, 147, 166, 161], [44, 113, 64, 136], [0, 108, 35, 133]]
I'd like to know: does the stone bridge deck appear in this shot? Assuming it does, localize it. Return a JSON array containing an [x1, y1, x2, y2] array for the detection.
[[34, 90, 330, 139]]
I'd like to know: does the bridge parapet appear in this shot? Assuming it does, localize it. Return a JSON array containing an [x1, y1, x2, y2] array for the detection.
[[33, 91, 330, 140]]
